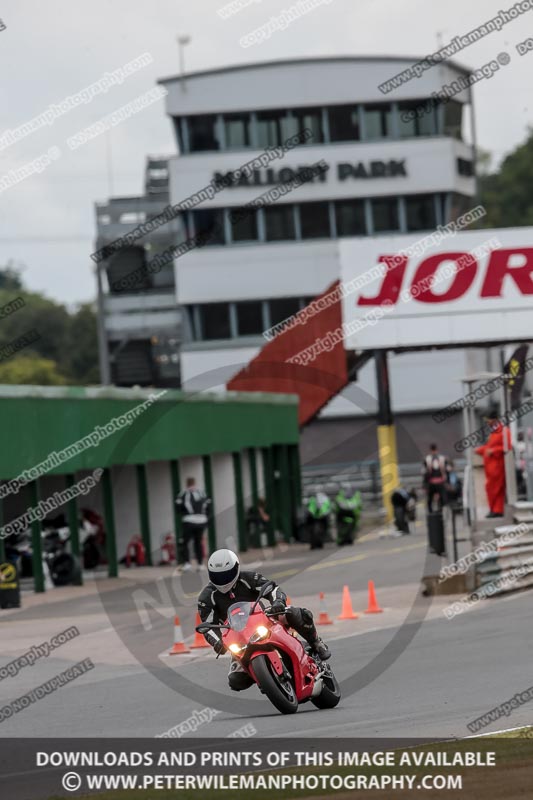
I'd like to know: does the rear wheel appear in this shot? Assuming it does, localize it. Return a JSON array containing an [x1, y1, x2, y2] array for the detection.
[[50, 553, 77, 586], [252, 655, 298, 714], [311, 665, 341, 709]]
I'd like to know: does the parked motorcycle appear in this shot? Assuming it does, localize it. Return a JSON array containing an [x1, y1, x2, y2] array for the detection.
[[196, 581, 341, 715], [79, 508, 106, 569], [6, 519, 81, 586], [305, 492, 331, 550], [335, 488, 362, 546], [41, 520, 81, 586]]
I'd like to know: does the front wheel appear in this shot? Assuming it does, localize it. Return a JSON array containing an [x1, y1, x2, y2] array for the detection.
[[252, 654, 298, 715], [312, 665, 341, 709]]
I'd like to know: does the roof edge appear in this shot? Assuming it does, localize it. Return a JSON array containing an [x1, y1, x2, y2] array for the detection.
[[157, 55, 472, 85], [0, 384, 299, 405]]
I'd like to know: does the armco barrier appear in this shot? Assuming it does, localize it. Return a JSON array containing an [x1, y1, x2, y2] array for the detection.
[[476, 521, 533, 596]]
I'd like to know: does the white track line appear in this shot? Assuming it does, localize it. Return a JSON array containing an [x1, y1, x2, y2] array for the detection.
[[464, 724, 533, 738]]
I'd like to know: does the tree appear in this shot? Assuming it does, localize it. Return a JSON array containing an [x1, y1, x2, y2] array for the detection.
[[475, 147, 492, 178], [0, 355, 67, 385], [0, 260, 24, 291], [0, 263, 100, 385], [64, 303, 100, 384], [0, 288, 71, 368], [478, 128, 533, 228]]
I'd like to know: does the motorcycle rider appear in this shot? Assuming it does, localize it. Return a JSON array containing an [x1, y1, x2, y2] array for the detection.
[[198, 549, 331, 692]]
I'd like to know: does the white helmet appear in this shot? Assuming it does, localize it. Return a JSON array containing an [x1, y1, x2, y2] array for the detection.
[[207, 549, 240, 593]]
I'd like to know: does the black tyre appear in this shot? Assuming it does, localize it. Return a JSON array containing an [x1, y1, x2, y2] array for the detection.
[[50, 553, 76, 586], [252, 654, 298, 715], [83, 539, 100, 570], [311, 666, 341, 709]]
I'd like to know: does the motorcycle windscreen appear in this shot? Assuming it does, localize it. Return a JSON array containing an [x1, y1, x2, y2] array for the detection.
[[227, 601, 252, 631]]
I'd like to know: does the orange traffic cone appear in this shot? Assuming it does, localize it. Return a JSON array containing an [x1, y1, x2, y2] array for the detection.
[[317, 592, 333, 625], [337, 585, 359, 620], [190, 612, 211, 649], [169, 616, 190, 655], [364, 580, 383, 614]]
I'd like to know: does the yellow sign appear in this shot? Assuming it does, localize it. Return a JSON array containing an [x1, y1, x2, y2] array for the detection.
[[0, 562, 16, 583]]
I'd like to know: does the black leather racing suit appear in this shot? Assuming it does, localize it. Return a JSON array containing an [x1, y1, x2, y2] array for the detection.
[[197, 570, 321, 691]]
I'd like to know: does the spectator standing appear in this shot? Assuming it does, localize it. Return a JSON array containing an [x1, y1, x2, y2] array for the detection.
[[176, 477, 212, 571], [422, 444, 448, 512], [475, 411, 512, 518]]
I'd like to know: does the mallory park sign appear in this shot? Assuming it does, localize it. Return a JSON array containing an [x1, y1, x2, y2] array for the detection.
[[212, 159, 407, 188]]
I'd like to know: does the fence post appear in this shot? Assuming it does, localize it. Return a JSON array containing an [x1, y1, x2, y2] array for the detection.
[[289, 444, 302, 510], [247, 448, 260, 548], [274, 444, 292, 543], [233, 451, 247, 552], [202, 455, 216, 553], [66, 474, 82, 585], [136, 464, 152, 566], [370, 461, 379, 501], [261, 447, 276, 547], [170, 459, 183, 564], [248, 448, 259, 509], [102, 468, 118, 578], [28, 480, 45, 592], [0, 494, 5, 564]]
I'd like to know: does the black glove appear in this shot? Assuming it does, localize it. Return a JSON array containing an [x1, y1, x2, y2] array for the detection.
[[213, 639, 226, 656], [270, 600, 286, 615]]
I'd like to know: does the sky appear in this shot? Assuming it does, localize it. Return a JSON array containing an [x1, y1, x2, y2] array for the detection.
[[1, 0, 532, 307]]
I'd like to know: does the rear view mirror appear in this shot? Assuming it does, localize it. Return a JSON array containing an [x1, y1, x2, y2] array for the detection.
[[258, 580, 276, 599], [196, 623, 212, 634], [251, 580, 276, 613]]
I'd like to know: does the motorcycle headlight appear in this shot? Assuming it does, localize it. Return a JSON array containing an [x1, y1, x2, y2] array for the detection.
[[229, 643, 245, 655], [250, 625, 270, 644]]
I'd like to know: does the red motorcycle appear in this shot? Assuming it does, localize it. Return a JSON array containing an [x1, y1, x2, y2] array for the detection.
[[196, 581, 341, 715]]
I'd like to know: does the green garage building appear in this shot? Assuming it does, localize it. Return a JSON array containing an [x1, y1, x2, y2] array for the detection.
[[0, 385, 301, 592]]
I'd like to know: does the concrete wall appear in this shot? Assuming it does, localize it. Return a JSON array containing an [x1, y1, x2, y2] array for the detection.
[[110, 465, 137, 561], [241, 450, 252, 510], [179, 456, 203, 488], [211, 452, 238, 552], [147, 461, 175, 557], [105, 464, 177, 563], [180, 346, 259, 392], [176, 241, 338, 305], [300, 411, 465, 467]]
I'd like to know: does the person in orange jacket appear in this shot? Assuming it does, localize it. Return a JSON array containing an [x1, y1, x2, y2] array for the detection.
[[475, 411, 512, 518]]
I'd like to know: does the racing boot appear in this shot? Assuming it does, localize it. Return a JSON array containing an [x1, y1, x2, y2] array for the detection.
[[310, 635, 331, 661], [304, 615, 331, 660], [287, 607, 332, 660]]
